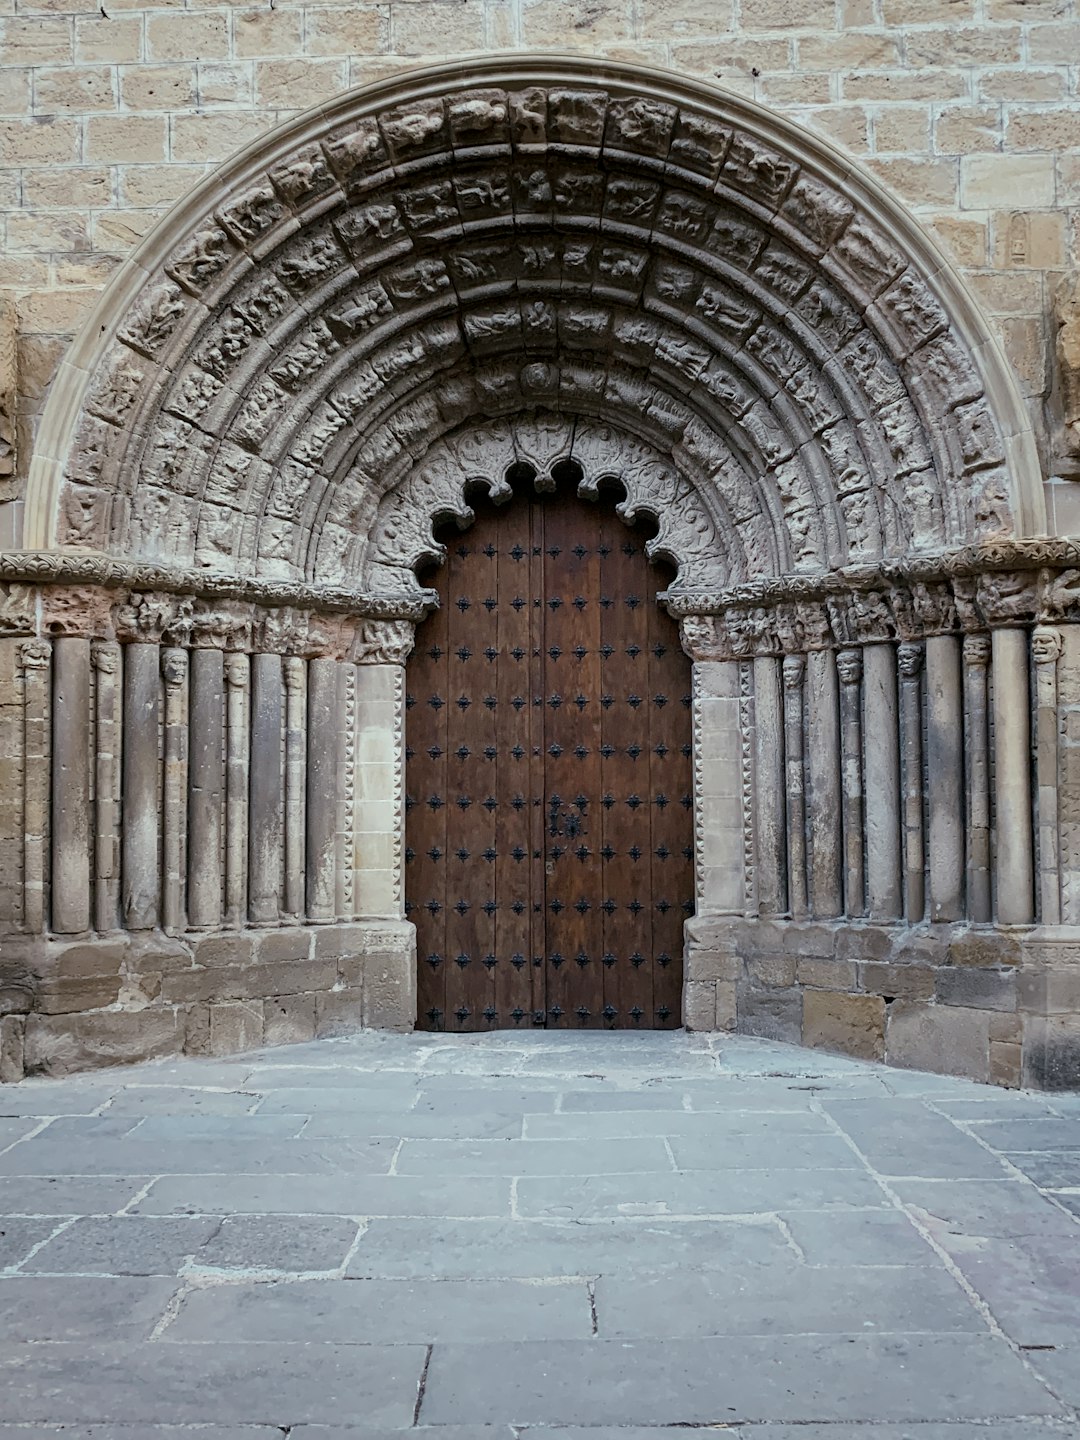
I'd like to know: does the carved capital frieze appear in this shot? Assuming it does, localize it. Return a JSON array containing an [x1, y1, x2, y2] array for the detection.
[[18, 639, 51, 671], [963, 633, 992, 667], [352, 618, 416, 666]]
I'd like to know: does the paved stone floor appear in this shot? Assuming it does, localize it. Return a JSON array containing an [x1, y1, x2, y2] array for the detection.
[[1, 1032, 1080, 1437]]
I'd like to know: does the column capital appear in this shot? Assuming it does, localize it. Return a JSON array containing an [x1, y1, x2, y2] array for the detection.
[[897, 642, 923, 678], [1032, 625, 1064, 666], [283, 654, 306, 691], [962, 633, 992, 667], [224, 652, 250, 689], [18, 639, 51, 671], [161, 646, 189, 691], [90, 640, 119, 674], [782, 653, 805, 688], [836, 648, 863, 685], [352, 618, 415, 666]]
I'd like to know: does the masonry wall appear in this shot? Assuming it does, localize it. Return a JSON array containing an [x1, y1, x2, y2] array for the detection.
[[0, 0, 1079, 537]]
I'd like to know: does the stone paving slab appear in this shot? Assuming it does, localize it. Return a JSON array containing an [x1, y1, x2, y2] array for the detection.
[[418, 1334, 1064, 1426], [0, 1030, 1077, 1433]]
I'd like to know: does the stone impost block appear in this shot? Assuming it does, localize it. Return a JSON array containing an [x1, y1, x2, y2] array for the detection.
[[23, 1008, 183, 1076], [316, 986, 366, 1037], [255, 927, 314, 964], [0, 1015, 26, 1082], [683, 979, 717, 1031], [860, 960, 936, 1002], [264, 992, 317, 1047], [736, 986, 803, 1045], [795, 956, 859, 991], [313, 924, 367, 961], [885, 1001, 992, 1082], [746, 955, 796, 989], [209, 999, 264, 1057], [803, 991, 886, 1062], [685, 948, 740, 984], [193, 933, 257, 969], [949, 930, 1022, 968], [936, 966, 1017, 1012]]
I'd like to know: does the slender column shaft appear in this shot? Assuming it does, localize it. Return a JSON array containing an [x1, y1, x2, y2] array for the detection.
[[690, 660, 745, 915], [1033, 627, 1063, 925], [925, 634, 964, 922], [336, 662, 357, 921], [224, 653, 249, 926], [993, 628, 1034, 925], [248, 652, 283, 925], [898, 642, 925, 923], [91, 642, 121, 933], [806, 648, 842, 918], [753, 655, 786, 916], [283, 655, 306, 920], [187, 647, 224, 929], [782, 654, 808, 919], [355, 662, 406, 918], [19, 640, 51, 934], [161, 647, 189, 935], [122, 642, 161, 930], [863, 641, 902, 920], [963, 634, 992, 923], [836, 648, 865, 917], [306, 656, 339, 921], [51, 637, 92, 935]]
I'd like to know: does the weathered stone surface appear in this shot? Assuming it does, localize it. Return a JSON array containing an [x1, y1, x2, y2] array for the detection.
[[803, 992, 886, 1062], [885, 1001, 993, 1083]]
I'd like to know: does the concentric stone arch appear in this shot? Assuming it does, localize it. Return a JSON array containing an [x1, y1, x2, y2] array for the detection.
[[25, 54, 1044, 593]]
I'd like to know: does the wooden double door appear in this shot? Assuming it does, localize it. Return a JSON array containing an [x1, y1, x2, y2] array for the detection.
[[405, 487, 694, 1030]]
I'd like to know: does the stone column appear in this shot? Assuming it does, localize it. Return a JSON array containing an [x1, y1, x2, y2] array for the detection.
[[51, 637, 92, 935], [249, 652, 283, 926], [224, 652, 250, 927], [336, 661, 357, 921], [306, 656, 339, 922], [91, 642, 121, 934], [187, 647, 224, 930], [1033, 627, 1064, 926], [963, 634, 993, 923], [161, 647, 189, 936], [782, 653, 808, 919], [283, 655, 306, 921], [753, 655, 786, 916], [688, 659, 748, 915], [925, 633, 964, 922], [806, 647, 842, 918], [122, 643, 161, 931], [863, 642, 902, 920], [993, 628, 1034, 925], [836, 648, 865, 917], [898, 642, 925, 923], [19, 640, 51, 934]]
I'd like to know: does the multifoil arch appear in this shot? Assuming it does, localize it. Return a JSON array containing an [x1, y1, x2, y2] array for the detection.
[[25, 55, 1045, 591]]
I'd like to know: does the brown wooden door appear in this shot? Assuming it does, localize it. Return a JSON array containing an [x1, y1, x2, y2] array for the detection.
[[406, 487, 693, 1031]]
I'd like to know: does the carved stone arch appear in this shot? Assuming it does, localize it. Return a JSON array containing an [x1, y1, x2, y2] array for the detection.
[[20, 53, 1043, 581], [362, 415, 727, 601]]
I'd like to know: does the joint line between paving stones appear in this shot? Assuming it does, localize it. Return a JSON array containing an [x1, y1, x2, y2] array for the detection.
[[413, 1342, 433, 1425], [0, 1117, 55, 1155], [662, 1135, 679, 1172], [386, 1138, 405, 1176], [117, 1175, 165, 1215], [6, 1216, 77, 1274], [812, 1096, 1079, 1421], [148, 1276, 196, 1341], [925, 1098, 1080, 1230]]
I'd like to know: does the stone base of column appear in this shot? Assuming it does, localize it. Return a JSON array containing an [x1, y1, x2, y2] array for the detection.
[[0, 919, 416, 1080], [684, 914, 1080, 1090]]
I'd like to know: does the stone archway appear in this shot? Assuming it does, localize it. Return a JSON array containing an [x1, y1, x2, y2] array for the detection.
[[3, 57, 1079, 1086]]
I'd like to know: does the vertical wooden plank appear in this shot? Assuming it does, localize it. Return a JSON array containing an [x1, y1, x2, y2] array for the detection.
[[542, 492, 603, 1028], [407, 559, 450, 1029]]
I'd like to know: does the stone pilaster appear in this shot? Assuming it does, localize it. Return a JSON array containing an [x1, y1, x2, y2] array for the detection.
[[782, 654, 808, 920], [161, 647, 189, 936], [187, 647, 224, 930], [306, 656, 339, 922], [91, 642, 121, 934], [806, 647, 842, 919], [122, 643, 161, 931], [19, 639, 51, 935], [993, 628, 1035, 925], [753, 655, 786, 917], [836, 648, 864, 917], [963, 634, 993, 924], [925, 633, 964, 923], [898, 642, 925, 924], [224, 652, 249, 927], [336, 662, 357, 922], [51, 637, 91, 935], [863, 642, 902, 921], [249, 653, 283, 926], [283, 655, 306, 922], [1032, 626, 1063, 926]]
